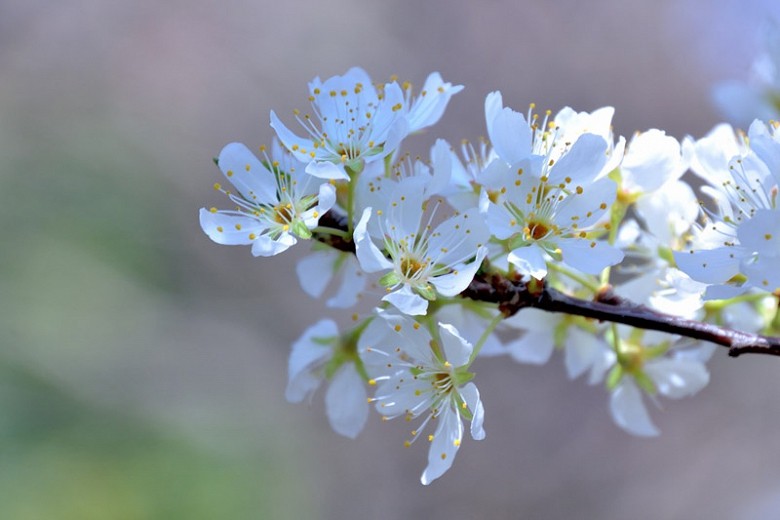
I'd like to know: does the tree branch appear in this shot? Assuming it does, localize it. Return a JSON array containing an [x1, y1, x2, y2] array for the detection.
[[315, 210, 780, 358]]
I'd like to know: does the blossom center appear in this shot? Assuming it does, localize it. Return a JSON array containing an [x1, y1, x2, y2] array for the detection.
[[400, 255, 427, 279], [525, 220, 552, 241], [273, 203, 294, 224]]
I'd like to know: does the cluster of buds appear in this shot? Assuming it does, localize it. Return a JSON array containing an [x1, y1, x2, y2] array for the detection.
[[200, 67, 780, 484]]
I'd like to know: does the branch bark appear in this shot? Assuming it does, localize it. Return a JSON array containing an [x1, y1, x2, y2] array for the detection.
[[315, 210, 780, 358]]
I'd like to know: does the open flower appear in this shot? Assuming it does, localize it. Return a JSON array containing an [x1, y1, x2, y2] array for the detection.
[[359, 311, 485, 485], [354, 176, 489, 315], [270, 68, 462, 181], [200, 140, 335, 257], [286, 320, 368, 439], [480, 92, 624, 278], [674, 120, 780, 296], [607, 329, 712, 437]]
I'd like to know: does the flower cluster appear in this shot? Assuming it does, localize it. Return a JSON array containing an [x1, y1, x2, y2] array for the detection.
[[200, 67, 780, 484]]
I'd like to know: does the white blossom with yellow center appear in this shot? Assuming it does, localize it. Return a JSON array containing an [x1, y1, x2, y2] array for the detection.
[[199, 140, 335, 257], [675, 120, 780, 297], [480, 93, 624, 278], [359, 311, 485, 485], [270, 67, 462, 181], [354, 176, 489, 315]]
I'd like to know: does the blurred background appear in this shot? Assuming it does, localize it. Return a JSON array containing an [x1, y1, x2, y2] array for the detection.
[[2, 0, 780, 518]]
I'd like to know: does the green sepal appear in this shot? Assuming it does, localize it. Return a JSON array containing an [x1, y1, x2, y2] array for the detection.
[[415, 283, 437, 301], [292, 220, 313, 240], [379, 271, 401, 287], [634, 370, 657, 395], [606, 364, 623, 391]]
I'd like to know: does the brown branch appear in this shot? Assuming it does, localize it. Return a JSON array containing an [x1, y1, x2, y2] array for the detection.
[[315, 210, 780, 358]]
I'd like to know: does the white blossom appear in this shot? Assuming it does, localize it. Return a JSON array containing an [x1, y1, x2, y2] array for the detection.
[[200, 140, 335, 257], [286, 320, 368, 439], [359, 312, 485, 485], [354, 176, 489, 315]]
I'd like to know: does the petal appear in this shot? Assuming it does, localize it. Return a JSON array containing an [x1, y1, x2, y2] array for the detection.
[[460, 382, 486, 440], [609, 379, 659, 437], [217, 142, 277, 203], [251, 232, 296, 256], [674, 247, 742, 284], [269, 110, 314, 163], [553, 177, 617, 229], [564, 327, 607, 380], [644, 359, 709, 400], [304, 160, 350, 181], [421, 407, 463, 485], [296, 249, 337, 298], [430, 247, 488, 297], [285, 320, 338, 402], [737, 209, 780, 256], [558, 238, 624, 275], [383, 285, 429, 315], [743, 253, 780, 292], [325, 364, 368, 439], [548, 133, 608, 186], [199, 209, 265, 246], [507, 244, 548, 278], [621, 129, 685, 193], [354, 208, 393, 273], [505, 329, 555, 365], [485, 91, 532, 164], [406, 72, 463, 131], [437, 322, 473, 367], [326, 255, 366, 308], [428, 138, 453, 196], [429, 209, 490, 266]]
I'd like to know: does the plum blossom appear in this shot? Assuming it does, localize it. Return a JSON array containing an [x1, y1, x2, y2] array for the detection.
[[675, 120, 780, 296], [270, 67, 461, 181], [480, 92, 624, 278], [355, 176, 489, 315], [607, 329, 712, 437], [286, 320, 368, 439], [200, 140, 335, 257], [359, 311, 485, 485]]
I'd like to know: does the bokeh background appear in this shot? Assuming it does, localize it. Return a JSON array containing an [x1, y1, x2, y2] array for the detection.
[[2, 0, 780, 518]]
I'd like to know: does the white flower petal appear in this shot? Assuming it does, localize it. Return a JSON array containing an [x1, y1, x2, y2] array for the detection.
[[406, 73, 463, 132], [285, 320, 338, 402], [421, 407, 463, 485], [644, 359, 709, 400], [505, 329, 555, 365], [485, 91, 531, 164], [296, 249, 337, 298], [609, 379, 660, 437], [326, 255, 366, 308], [674, 247, 742, 284], [437, 322, 473, 368], [564, 327, 606, 380], [383, 285, 429, 315], [507, 244, 548, 278], [251, 232, 296, 257], [325, 365, 368, 439], [304, 160, 350, 181], [269, 110, 314, 163], [354, 208, 394, 273], [559, 238, 624, 275], [217, 142, 277, 203], [430, 247, 487, 297], [548, 133, 608, 186], [199, 209, 265, 246], [460, 382, 486, 440]]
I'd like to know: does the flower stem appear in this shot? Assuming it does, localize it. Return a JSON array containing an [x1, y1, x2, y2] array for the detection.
[[468, 313, 504, 365]]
